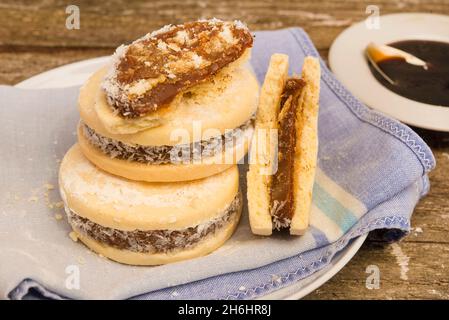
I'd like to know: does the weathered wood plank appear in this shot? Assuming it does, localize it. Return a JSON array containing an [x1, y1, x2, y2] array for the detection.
[[0, 48, 111, 85], [0, 47, 329, 85], [1, 0, 448, 49], [305, 133, 449, 299], [306, 241, 449, 299]]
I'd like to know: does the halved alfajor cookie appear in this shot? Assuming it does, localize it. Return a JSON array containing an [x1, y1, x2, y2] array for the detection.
[[59, 144, 242, 265], [247, 55, 320, 236]]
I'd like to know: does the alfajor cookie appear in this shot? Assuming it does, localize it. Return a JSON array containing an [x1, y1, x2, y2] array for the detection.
[[247, 55, 320, 236], [77, 19, 258, 182], [59, 144, 242, 265]]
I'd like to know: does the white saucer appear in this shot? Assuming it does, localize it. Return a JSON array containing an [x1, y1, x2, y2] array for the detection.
[[329, 13, 449, 132]]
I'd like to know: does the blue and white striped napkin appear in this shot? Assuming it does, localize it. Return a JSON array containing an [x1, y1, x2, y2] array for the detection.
[[2, 28, 434, 300]]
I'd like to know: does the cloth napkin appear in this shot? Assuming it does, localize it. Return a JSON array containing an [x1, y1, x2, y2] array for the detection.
[[1, 28, 435, 300]]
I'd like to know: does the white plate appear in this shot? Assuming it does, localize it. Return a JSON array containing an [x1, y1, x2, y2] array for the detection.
[[16, 58, 367, 300], [329, 13, 449, 132]]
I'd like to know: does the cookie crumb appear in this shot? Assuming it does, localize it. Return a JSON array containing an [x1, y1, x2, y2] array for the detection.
[[54, 213, 63, 221], [28, 196, 39, 202], [44, 183, 55, 190], [69, 231, 79, 242], [412, 227, 423, 236], [54, 201, 64, 209]]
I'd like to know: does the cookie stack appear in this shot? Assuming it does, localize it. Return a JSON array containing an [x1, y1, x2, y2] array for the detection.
[[59, 19, 259, 265]]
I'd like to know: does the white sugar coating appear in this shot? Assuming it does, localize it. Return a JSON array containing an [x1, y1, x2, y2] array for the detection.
[[61, 155, 232, 210]]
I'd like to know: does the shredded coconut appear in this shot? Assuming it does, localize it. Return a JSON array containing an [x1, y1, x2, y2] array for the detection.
[[81, 120, 253, 165], [147, 24, 175, 39], [219, 25, 237, 44], [270, 200, 291, 230], [101, 44, 128, 99], [233, 20, 248, 30], [191, 53, 204, 68], [67, 192, 241, 253], [174, 30, 190, 44]]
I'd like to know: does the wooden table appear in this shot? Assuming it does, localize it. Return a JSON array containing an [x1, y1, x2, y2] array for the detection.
[[1, 0, 448, 299]]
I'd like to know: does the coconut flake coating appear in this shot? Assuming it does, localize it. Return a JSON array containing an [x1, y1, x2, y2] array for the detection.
[[67, 192, 242, 253], [81, 119, 253, 164], [102, 19, 253, 118]]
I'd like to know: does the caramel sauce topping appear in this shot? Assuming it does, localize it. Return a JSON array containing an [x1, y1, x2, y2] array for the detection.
[[104, 20, 253, 118]]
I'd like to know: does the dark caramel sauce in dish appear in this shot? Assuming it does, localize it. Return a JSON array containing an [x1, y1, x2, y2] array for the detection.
[[368, 40, 449, 107]]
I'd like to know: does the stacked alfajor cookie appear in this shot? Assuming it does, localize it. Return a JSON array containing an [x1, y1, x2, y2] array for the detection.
[[59, 19, 259, 265]]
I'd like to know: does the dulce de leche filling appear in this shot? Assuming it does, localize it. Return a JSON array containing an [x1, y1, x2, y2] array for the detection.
[[270, 79, 305, 230], [67, 192, 241, 254]]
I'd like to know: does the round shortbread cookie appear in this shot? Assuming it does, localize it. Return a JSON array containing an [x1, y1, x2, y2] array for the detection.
[[79, 65, 259, 144], [59, 144, 240, 231]]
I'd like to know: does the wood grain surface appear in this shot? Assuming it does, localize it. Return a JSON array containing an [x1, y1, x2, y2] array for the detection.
[[1, 0, 448, 300]]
